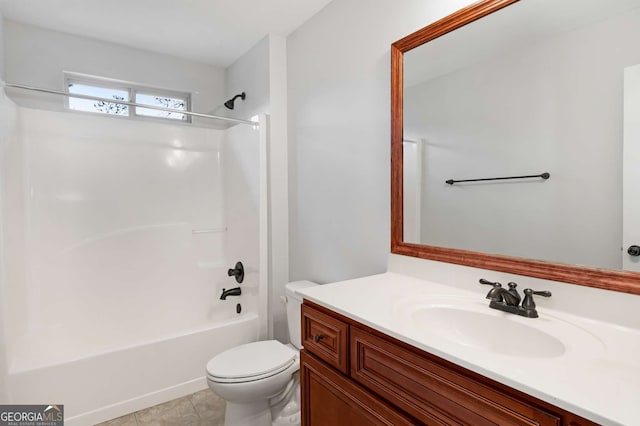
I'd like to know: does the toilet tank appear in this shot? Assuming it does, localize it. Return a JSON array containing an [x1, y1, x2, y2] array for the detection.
[[285, 280, 318, 349]]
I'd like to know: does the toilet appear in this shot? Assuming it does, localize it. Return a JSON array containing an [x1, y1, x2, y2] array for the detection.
[[206, 280, 318, 426]]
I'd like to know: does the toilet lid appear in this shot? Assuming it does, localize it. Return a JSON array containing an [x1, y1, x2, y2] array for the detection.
[[206, 340, 297, 380]]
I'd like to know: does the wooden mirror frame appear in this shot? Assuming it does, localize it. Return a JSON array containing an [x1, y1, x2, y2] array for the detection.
[[390, 0, 640, 295]]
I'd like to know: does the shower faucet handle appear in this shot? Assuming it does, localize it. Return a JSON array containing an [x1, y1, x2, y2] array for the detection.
[[227, 261, 244, 283]]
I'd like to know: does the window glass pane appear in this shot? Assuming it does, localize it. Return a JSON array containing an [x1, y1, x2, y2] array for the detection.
[[135, 93, 186, 120], [68, 83, 130, 115]]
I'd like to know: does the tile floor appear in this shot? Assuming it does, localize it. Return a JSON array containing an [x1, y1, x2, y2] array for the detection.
[[96, 390, 225, 426]]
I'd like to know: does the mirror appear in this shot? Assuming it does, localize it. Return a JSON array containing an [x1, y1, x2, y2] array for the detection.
[[391, 0, 640, 294]]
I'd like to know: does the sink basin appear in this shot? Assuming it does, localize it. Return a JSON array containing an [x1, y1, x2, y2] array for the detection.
[[392, 295, 604, 359], [411, 306, 565, 358]]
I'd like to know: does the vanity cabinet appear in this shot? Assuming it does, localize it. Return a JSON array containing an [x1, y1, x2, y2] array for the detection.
[[300, 301, 600, 426]]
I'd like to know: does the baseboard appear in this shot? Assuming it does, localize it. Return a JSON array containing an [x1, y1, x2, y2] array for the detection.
[[64, 377, 209, 426]]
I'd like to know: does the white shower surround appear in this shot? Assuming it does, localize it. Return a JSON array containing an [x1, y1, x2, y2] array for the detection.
[[0, 103, 270, 424]]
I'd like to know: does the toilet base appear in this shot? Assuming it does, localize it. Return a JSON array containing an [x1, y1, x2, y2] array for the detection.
[[224, 400, 272, 426]]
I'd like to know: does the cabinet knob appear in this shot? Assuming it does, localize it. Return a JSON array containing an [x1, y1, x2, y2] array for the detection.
[[314, 334, 324, 342]]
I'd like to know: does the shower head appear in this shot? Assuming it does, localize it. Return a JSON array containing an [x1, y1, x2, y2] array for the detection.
[[224, 92, 246, 110]]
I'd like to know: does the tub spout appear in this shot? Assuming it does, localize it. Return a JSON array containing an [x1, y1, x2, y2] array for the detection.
[[220, 287, 241, 300]]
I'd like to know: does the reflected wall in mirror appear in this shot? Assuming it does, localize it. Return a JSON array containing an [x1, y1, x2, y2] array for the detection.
[[391, 0, 640, 294]]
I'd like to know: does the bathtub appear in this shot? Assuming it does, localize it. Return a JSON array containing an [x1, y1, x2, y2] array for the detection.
[[2, 107, 266, 425], [6, 312, 259, 425]]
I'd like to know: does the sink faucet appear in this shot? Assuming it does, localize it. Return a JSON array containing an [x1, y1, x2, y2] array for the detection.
[[480, 279, 521, 305], [479, 279, 551, 318], [220, 287, 242, 300]]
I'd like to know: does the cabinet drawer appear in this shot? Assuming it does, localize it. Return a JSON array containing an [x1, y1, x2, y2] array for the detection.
[[351, 327, 561, 426], [302, 304, 349, 374]]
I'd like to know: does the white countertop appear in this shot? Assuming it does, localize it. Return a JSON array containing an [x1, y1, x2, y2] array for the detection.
[[297, 272, 640, 426]]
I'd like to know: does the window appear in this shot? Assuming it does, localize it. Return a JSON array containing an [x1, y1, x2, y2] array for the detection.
[[68, 82, 130, 116], [135, 93, 186, 120], [66, 74, 191, 122]]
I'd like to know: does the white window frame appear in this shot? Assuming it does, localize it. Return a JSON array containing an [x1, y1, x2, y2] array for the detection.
[[64, 73, 192, 123]]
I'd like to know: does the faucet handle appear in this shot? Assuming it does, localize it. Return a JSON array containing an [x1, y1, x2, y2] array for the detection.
[[522, 288, 552, 311], [227, 261, 244, 283], [479, 279, 502, 301], [479, 278, 500, 287]]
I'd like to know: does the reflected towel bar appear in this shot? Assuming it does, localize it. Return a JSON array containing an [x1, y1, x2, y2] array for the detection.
[[446, 172, 550, 185]]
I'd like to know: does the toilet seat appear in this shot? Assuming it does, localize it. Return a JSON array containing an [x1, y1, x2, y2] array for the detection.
[[207, 340, 298, 384]]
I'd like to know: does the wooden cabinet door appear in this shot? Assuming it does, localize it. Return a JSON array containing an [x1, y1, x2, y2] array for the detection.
[[300, 351, 416, 426]]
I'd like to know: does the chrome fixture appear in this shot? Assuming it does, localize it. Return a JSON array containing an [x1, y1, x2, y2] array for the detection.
[[220, 287, 242, 300], [479, 279, 551, 318], [224, 92, 246, 110]]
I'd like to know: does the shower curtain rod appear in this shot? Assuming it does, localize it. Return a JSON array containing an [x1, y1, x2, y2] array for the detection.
[[1, 81, 259, 127]]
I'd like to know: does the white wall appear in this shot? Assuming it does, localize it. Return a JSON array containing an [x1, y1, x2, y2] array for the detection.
[[266, 36, 290, 343], [0, 15, 5, 80], [0, 14, 13, 399], [404, 10, 640, 270], [225, 35, 290, 342], [3, 20, 225, 121], [0, 89, 18, 404], [0, 12, 6, 404], [0, 97, 25, 380], [225, 36, 270, 119], [287, 0, 476, 283]]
